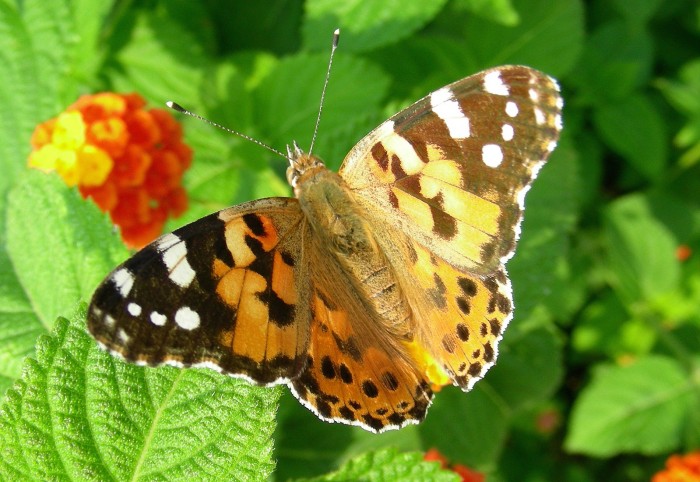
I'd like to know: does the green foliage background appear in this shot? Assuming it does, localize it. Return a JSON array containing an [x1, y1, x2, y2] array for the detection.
[[0, 0, 699, 481]]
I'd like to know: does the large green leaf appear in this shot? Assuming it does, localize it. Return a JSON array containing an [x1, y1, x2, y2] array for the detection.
[[293, 448, 459, 482], [0, 307, 280, 481], [303, 0, 449, 53], [565, 356, 695, 456]]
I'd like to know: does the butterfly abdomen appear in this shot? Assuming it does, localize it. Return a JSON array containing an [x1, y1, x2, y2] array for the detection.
[[297, 166, 412, 335]]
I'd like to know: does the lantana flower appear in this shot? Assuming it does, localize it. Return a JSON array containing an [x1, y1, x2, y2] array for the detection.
[[653, 451, 700, 482], [29, 92, 192, 248], [424, 448, 485, 482]]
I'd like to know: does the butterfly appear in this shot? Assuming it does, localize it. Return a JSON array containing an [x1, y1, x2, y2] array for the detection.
[[87, 65, 563, 433]]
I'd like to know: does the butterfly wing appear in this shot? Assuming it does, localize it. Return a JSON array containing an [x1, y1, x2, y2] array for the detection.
[[340, 65, 562, 273], [338, 66, 562, 390], [289, 238, 433, 432], [88, 198, 311, 385]]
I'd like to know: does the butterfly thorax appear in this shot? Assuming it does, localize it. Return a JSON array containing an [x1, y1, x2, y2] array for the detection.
[[294, 155, 413, 336]]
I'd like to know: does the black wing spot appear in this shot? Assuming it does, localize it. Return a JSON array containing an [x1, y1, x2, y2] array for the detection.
[[243, 213, 266, 236], [321, 356, 336, 379], [362, 380, 379, 398], [456, 323, 470, 341]]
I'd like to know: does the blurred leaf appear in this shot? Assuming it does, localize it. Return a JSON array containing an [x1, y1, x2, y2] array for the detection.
[[111, 10, 207, 108], [657, 58, 700, 166], [202, 0, 303, 54], [487, 325, 563, 413], [510, 140, 580, 320], [455, 0, 520, 26], [254, 52, 390, 167], [570, 21, 653, 103], [0, 307, 279, 481], [612, 0, 663, 25], [293, 448, 460, 482], [421, 386, 509, 469], [0, 2, 66, 231], [0, 246, 42, 395], [604, 194, 680, 305], [572, 291, 631, 359], [461, 0, 584, 75], [303, 0, 449, 53], [565, 356, 695, 456], [594, 94, 667, 180], [6, 171, 126, 330]]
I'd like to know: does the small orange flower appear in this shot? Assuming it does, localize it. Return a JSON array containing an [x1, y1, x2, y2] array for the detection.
[[676, 245, 692, 262], [653, 451, 700, 482], [424, 448, 485, 482], [28, 92, 192, 248]]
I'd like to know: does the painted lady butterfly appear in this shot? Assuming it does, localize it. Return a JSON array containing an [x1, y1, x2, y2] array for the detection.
[[88, 64, 563, 432]]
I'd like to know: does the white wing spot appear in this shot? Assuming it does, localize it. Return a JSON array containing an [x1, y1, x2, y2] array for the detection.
[[547, 140, 558, 152], [430, 87, 470, 139], [382, 130, 425, 175], [104, 314, 116, 329], [502, 124, 514, 141], [175, 306, 200, 330], [534, 108, 545, 125], [156, 232, 180, 251], [127, 303, 142, 316], [117, 329, 130, 344], [483, 71, 509, 96], [505, 101, 518, 117], [482, 144, 504, 168], [556, 96, 564, 109], [158, 234, 196, 288], [555, 113, 563, 131], [528, 88, 540, 102], [150, 311, 167, 326], [112, 268, 135, 298]]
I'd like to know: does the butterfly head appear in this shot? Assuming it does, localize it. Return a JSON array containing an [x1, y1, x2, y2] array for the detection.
[[286, 141, 326, 196]]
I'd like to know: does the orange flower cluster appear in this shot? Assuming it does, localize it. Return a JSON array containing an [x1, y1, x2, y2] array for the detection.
[[653, 451, 700, 482], [29, 92, 192, 248], [424, 448, 485, 482]]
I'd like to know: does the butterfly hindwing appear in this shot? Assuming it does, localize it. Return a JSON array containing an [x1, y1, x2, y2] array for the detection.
[[88, 198, 310, 385], [396, 238, 513, 391], [340, 65, 562, 274], [290, 263, 434, 432]]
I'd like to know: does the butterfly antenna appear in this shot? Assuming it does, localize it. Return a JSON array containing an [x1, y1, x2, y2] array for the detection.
[[308, 28, 340, 156], [166, 101, 288, 160]]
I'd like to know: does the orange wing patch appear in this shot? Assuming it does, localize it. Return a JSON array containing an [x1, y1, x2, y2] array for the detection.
[[401, 241, 512, 390], [290, 287, 433, 432], [213, 203, 312, 384]]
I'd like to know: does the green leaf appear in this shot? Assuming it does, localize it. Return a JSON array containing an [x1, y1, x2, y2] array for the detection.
[[0, 2, 57, 231], [569, 21, 654, 103], [594, 94, 668, 180], [420, 385, 509, 468], [0, 245, 43, 395], [303, 0, 449, 53], [565, 356, 696, 456], [510, 139, 581, 320], [110, 10, 207, 108], [455, 0, 520, 26], [612, 0, 663, 25], [254, 52, 390, 168], [6, 170, 127, 331], [292, 448, 459, 482], [603, 194, 680, 305], [0, 306, 280, 481], [461, 0, 584, 74], [657, 58, 700, 166]]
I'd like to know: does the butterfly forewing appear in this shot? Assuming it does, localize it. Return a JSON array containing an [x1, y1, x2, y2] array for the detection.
[[340, 65, 562, 273], [88, 198, 310, 385]]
